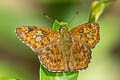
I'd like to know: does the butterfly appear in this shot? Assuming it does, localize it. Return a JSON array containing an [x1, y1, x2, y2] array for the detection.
[[15, 21, 100, 72]]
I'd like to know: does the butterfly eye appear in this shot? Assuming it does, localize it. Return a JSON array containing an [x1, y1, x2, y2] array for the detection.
[[59, 28, 63, 31], [59, 26, 68, 31], [88, 23, 94, 29]]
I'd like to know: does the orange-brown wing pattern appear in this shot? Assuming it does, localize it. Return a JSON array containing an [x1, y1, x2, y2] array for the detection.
[[16, 26, 59, 52], [69, 41, 91, 72], [38, 42, 68, 72], [70, 23, 100, 48]]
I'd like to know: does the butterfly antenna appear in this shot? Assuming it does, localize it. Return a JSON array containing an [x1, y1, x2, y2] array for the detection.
[[68, 11, 79, 25], [40, 11, 53, 23]]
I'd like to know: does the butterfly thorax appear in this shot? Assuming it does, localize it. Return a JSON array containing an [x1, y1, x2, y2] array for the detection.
[[59, 26, 72, 66]]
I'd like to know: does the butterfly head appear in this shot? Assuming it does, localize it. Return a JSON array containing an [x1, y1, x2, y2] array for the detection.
[[59, 25, 68, 32]]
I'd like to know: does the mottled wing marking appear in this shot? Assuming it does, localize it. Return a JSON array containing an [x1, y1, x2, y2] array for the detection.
[[16, 26, 58, 52], [38, 42, 68, 72], [69, 41, 91, 72], [70, 23, 100, 48]]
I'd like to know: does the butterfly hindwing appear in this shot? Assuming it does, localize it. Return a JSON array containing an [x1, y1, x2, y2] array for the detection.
[[69, 41, 91, 72], [38, 42, 68, 72]]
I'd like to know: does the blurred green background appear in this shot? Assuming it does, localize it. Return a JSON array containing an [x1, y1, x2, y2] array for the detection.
[[0, 0, 120, 80]]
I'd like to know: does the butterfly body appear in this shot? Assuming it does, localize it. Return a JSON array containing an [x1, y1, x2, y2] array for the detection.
[[59, 26, 72, 67], [15, 21, 100, 72]]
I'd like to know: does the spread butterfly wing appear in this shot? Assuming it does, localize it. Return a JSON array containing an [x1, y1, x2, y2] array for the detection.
[[16, 26, 68, 72], [70, 23, 100, 48], [38, 42, 68, 72], [16, 26, 58, 52], [69, 42, 91, 72]]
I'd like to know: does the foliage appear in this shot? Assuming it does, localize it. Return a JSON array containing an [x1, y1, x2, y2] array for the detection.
[[88, 0, 116, 22], [0, 76, 19, 80]]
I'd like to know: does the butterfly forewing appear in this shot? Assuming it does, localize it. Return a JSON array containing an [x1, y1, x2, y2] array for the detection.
[[70, 23, 100, 48], [16, 26, 59, 52]]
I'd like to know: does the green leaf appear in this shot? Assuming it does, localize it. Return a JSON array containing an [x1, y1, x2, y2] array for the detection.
[[0, 76, 19, 80], [52, 20, 60, 31], [52, 20, 72, 31], [40, 61, 78, 80], [39, 20, 78, 80], [88, 0, 116, 22]]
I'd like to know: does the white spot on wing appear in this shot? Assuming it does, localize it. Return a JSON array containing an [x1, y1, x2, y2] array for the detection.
[[33, 30, 43, 42], [83, 28, 89, 33], [25, 27, 29, 33], [33, 35, 36, 38], [36, 36, 42, 42], [36, 30, 43, 36]]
